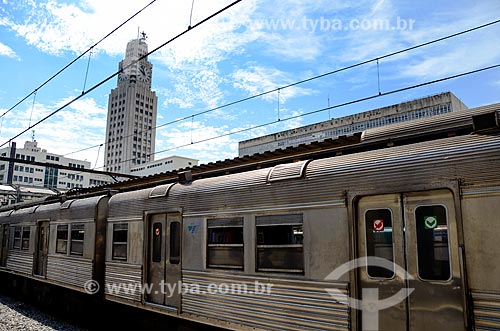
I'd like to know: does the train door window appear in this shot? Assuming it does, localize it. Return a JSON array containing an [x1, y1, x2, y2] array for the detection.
[[21, 227, 30, 250], [415, 205, 451, 281], [207, 218, 244, 269], [169, 221, 181, 264], [365, 209, 395, 278], [112, 223, 128, 261], [13, 227, 21, 249], [152, 222, 162, 263], [56, 225, 68, 254], [70, 224, 85, 256], [256, 214, 304, 273]]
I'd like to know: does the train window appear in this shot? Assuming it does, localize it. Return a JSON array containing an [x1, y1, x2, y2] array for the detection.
[[415, 205, 451, 281], [256, 214, 304, 273], [169, 222, 181, 264], [70, 224, 85, 256], [56, 225, 68, 254], [152, 222, 162, 263], [13, 227, 21, 249], [207, 218, 244, 269], [365, 209, 395, 278], [112, 223, 128, 261], [21, 227, 30, 250]]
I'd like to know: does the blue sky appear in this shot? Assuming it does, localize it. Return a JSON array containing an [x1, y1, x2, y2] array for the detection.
[[0, 0, 499, 168]]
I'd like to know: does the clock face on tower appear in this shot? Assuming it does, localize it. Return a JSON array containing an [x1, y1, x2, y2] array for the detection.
[[118, 72, 129, 82], [138, 64, 151, 83]]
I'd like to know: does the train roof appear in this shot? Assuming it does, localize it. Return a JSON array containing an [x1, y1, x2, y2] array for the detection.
[[94, 102, 500, 190], [2, 102, 499, 212]]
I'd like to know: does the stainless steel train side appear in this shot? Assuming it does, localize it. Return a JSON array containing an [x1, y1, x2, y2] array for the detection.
[[104, 128, 500, 330], [0, 195, 109, 294], [0, 105, 498, 331]]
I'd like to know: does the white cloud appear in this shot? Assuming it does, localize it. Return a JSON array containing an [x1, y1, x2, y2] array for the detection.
[[0, 42, 19, 60], [0, 96, 107, 167], [335, 0, 500, 82], [2, 0, 499, 167], [156, 120, 239, 163], [399, 30, 500, 80], [232, 66, 316, 103], [159, 65, 225, 110], [5, 0, 260, 62]]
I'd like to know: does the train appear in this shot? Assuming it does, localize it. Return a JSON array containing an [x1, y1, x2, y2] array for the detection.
[[0, 102, 499, 331]]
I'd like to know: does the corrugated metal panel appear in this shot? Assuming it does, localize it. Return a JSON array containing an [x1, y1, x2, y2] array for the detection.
[[182, 270, 349, 331], [104, 262, 143, 302], [5, 251, 33, 275], [472, 290, 500, 330], [165, 134, 500, 215], [307, 134, 500, 190], [59, 195, 106, 220], [108, 187, 153, 220], [7, 203, 60, 225], [361, 104, 500, 143], [46, 254, 93, 289], [0, 210, 14, 218], [105, 134, 500, 226]]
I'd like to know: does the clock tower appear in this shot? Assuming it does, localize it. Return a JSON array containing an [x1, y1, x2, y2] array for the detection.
[[104, 33, 158, 174]]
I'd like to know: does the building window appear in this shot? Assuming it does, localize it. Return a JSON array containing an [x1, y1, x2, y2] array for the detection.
[[256, 214, 304, 273], [56, 225, 68, 254], [112, 223, 128, 261], [70, 224, 85, 256]]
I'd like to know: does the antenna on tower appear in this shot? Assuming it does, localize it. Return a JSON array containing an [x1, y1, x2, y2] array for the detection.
[[31, 129, 35, 142]]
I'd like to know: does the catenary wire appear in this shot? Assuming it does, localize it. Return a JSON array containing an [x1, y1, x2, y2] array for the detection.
[[25, 63, 500, 183], [0, 0, 158, 122], [0, 0, 244, 149], [87, 63, 500, 173], [62, 18, 500, 158]]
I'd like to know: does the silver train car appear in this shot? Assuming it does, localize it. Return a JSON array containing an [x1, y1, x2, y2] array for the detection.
[[1, 103, 500, 331], [0, 196, 108, 294]]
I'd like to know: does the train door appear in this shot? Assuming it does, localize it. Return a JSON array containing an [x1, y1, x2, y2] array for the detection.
[[146, 213, 182, 310], [34, 220, 49, 276], [0, 224, 8, 267], [357, 190, 464, 331]]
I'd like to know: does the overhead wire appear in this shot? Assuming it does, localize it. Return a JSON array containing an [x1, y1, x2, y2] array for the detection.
[[29, 60, 498, 183], [148, 63, 500, 156], [2, 14, 499, 174], [84, 62, 500, 173], [0, 0, 159, 122], [0, 0, 244, 149], [63, 18, 500, 159]]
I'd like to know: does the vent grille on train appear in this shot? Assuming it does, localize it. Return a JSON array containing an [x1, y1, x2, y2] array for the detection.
[[149, 183, 176, 198], [60, 199, 75, 209], [267, 160, 310, 183]]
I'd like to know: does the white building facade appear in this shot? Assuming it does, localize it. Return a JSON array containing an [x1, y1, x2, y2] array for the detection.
[[0, 141, 111, 192], [238, 92, 468, 156], [130, 156, 198, 177]]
